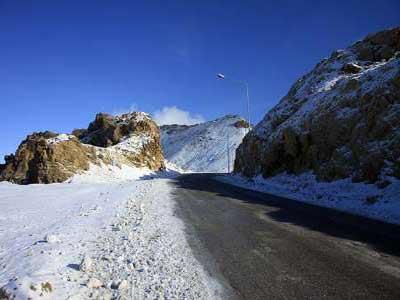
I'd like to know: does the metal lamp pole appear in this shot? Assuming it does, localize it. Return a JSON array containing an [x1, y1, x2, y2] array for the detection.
[[217, 73, 251, 131], [217, 73, 251, 174]]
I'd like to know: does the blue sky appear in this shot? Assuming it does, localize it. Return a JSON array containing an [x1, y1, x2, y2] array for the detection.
[[1, 0, 399, 161]]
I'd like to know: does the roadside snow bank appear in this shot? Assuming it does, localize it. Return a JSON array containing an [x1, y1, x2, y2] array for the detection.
[[217, 173, 400, 225], [70, 178, 222, 299], [68, 163, 154, 183], [0, 166, 220, 299]]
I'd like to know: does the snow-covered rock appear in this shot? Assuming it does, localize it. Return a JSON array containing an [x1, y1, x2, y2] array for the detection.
[[79, 256, 94, 272], [44, 234, 60, 244], [87, 278, 103, 289], [0, 112, 164, 184], [235, 27, 400, 183], [161, 115, 249, 173]]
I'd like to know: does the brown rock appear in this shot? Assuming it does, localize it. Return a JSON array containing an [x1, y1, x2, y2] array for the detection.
[[1, 112, 165, 184], [341, 63, 362, 74], [356, 27, 400, 62], [0, 133, 96, 184], [233, 119, 250, 128], [71, 128, 88, 139]]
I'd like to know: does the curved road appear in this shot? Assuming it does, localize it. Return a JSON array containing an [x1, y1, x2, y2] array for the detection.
[[172, 174, 400, 300]]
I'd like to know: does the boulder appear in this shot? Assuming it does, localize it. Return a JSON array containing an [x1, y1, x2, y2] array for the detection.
[[0, 133, 96, 184], [233, 119, 250, 128], [341, 63, 362, 74]]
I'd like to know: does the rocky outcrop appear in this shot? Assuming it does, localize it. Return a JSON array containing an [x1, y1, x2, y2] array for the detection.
[[81, 112, 150, 147], [0, 112, 165, 184], [235, 27, 400, 183], [233, 120, 250, 128], [0, 133, 97, 184], [80, 112, 165, 171]]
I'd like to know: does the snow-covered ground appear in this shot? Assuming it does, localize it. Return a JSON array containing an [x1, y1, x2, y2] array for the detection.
[[161, 115, 247, 173], [217, 173, 400, 225], [0, 165, 222, 299]]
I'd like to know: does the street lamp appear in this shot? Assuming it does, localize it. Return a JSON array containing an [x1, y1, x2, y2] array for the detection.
[[217, 73, 251, 174], [217, 73, 251, 130]]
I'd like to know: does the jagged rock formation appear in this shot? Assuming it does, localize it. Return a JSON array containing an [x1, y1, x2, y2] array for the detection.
[[0, 112, 164, 184], [161, 115, 248, 172], [79, 112, 164, 171], [235, 27, 400, 183], [0, 133, 97, 184]]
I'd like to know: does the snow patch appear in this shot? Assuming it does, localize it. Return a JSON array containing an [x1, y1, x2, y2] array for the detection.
[[68, 163, 154, 183], [217, 173, 400, 225], [45, 134, 74, 145], [110, 133, 152, 153]]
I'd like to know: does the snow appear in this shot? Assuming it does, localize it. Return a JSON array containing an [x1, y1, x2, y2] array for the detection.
[[253, 49, 400, 140], [45, 134, 74, 145], [114, 111, 151, 124], [161, 115, 247, 173], [0, 165, 222, 299], [68, 163, 154, 183], [109, 133, 152, 154], [217, 172, 400, 225]]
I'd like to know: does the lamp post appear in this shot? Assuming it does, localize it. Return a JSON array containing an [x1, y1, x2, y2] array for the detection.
[[217, 73, 251, 173], [217, 73, 251, 131], [227, 130, 231, 173]]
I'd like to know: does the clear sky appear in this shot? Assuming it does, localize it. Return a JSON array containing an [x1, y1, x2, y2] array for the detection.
[[1, 0, 399, 161]]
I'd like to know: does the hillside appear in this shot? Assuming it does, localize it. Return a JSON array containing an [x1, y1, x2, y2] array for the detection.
[[235, 27, 400, 184], [161, 115, 249, 173]]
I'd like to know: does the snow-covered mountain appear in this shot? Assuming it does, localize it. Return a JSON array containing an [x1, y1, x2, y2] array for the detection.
[[160, 115, 249, 173], [235, 27, 400, 184]]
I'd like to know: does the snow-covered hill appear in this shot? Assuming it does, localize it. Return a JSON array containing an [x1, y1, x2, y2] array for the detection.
[[235, 27, 400, 183], [160, 115, 249, 173]]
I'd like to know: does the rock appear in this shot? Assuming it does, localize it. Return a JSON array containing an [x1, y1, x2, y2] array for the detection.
[[118, 280, 128, 290], [376, 179, 391, 189], [356, 27, 400, 61], [71, 128, 88, 139], [44, 234, 60, 244], [110, 280, 119, 290], [341, 63, 362, 74], [0, 133, 96, 184], [233, 119, 250, 128], [87, 278, 103, 289], [41, 282, 53, 293], [0, 111, 165, 184], [234, 27, 400, 183], [0, 287, 10, 300], [365, 195, 379, 205], [79, 112, 164, 170], [79, 256, 94, 272]]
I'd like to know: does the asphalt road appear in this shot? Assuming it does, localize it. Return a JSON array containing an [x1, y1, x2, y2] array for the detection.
[[172, 174, 400, 300]]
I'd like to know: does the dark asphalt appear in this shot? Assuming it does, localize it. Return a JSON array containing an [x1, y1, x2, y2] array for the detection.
[[171, 173, 400, 300]]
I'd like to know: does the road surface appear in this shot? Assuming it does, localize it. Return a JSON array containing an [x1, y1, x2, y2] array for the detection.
[[172, 174, 400, 300]]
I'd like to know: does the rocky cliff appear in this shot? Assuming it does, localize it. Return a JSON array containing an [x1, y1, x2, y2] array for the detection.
[[0, 112, 164, 184], [235, 27, 400, 183], [161, 115, 249, 172]]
